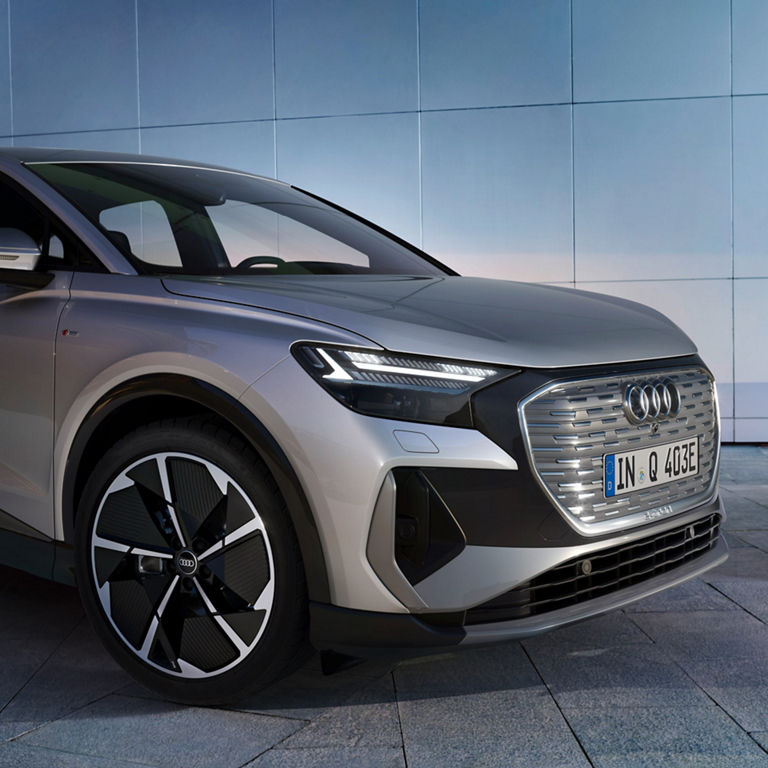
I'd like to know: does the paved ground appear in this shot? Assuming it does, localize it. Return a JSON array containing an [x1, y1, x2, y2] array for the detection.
[[0, 445, 766, 767]]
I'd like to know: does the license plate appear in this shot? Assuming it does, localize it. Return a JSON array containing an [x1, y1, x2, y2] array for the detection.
[[604, 437, 699, 498]]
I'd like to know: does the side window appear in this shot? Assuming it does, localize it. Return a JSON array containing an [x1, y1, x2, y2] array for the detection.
[[0, 174, 106, 272], [38, 228, 106, 272], [99, 200, 182, 268], [0, 177, 47, 252], [48, 234, 65, 260], [39, 231, 76, 269]]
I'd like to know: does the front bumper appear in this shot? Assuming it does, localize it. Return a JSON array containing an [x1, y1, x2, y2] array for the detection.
[[310, 496, 727, 656]]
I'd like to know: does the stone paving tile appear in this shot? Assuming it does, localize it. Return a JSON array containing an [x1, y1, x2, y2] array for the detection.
[[673, 656, 768, 732], [20, 694, 302, 768], [0, 620, 132, 742], [732, 530, 768, 552], [725, 531, 759, 548], [720, 491, 768, 531], [721, 476, 768, 488], [0, 742, 149, 768], [399, 691, 590, 768], [719, 447, 768, 485], [0, 569, 83, 713], [564, 706, 768, 768], [623, 577, 737, 613], [705, 545, 768, 580], [231, 655, 393, 722], [248, 746, 405, 767], [525, 641, 709, 710], [394, 643, 542, 698], [708, 576, 768, 623], [393, 644, 590, 768], [734, 488, 768, 509], [631, 610, 768, 663], [120, 654, 394, 720], [720, 484, 768, 509], [276, 673, 401, 749], [632, 610, 768, 731], [753, 733, 768, 752]]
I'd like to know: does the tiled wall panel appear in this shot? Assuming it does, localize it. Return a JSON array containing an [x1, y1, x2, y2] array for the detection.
[[733, 96, 768, 278], [734, 279, 768, 420], [420, 0, 570, 110], [421, 106, 572, 281], [574, 99, 731, 282], [141, 122, 275, 177], [11, 0, 138, 135], [274, 0, 417, 118], [735, 419, 768, 442], [0, 1, 9, 136], [733, 0, 768, 94], [27, 130, 140, 153], [137, 0, 273, 126], [573, 0, 730, 101]]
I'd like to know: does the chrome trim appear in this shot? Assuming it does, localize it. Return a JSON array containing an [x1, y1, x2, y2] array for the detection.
[[623, 379, 681, 424], [518, 366, 720, 537]]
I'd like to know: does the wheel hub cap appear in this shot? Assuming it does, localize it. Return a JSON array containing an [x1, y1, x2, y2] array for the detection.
[[174, 549, 199, 576]]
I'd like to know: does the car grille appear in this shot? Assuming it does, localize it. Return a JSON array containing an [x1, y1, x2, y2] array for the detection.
[[465, 512, 721, 624], [519, 366, 719, 534]]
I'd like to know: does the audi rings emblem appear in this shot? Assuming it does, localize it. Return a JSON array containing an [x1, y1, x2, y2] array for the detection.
[[623, 380, 681, 424]]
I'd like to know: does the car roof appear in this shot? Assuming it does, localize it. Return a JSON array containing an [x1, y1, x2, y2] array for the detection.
[[0, 147, 284, 184]]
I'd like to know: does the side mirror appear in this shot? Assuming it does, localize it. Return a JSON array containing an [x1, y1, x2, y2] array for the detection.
[[0, 228, 42, 272]]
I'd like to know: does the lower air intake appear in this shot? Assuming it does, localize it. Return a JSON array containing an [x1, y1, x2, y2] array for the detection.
[[465, 513, 721, 625]]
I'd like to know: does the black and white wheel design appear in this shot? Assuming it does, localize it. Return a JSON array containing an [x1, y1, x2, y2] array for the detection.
[[75, 419, 307, 704]]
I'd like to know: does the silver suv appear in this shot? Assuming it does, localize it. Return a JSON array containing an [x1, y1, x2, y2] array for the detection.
[[0, 149, 726, 703]]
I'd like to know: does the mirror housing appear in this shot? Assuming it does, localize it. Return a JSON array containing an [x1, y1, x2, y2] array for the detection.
[[0, 228, 42, 272]]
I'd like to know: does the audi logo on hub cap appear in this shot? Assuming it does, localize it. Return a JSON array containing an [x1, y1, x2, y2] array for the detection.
[[175, 550, 199, 576], [623, 380, 681, 424]]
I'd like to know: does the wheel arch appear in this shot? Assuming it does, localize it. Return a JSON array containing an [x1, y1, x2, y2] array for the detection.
[[61, 373, 330, 602]]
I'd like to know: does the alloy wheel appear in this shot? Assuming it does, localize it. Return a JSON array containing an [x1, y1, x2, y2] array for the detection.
[[90, 452, 275, 678]]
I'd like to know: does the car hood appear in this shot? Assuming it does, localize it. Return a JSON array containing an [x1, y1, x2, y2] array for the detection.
[[162, 275, 696, 369]]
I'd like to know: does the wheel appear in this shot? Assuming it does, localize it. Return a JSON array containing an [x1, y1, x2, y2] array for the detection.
[[75, 417, 307, 704]]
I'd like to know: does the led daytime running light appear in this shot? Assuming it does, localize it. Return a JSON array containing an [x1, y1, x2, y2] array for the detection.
[[330, 349, 498, 383], [317, 348, 353, 381], [351, 362, 487, 382]]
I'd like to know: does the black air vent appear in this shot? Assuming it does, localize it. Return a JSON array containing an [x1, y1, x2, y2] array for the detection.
[[393, 468, 466, 585]]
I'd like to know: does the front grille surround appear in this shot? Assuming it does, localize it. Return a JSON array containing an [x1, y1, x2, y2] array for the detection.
[[519, 366, 719, 536]]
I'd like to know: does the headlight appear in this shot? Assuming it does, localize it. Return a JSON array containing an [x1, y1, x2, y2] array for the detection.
[[292, 344, 517, 426]]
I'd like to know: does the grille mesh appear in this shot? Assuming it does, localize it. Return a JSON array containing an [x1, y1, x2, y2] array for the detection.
[[465, 513, 721, 624], [520, 367, 718, 532]]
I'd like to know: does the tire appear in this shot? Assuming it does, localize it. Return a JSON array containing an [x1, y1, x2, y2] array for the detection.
[[75, 416, 308, 705]]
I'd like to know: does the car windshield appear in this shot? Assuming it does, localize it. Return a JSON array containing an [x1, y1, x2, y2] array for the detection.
[[28, 162, 450, 277]]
